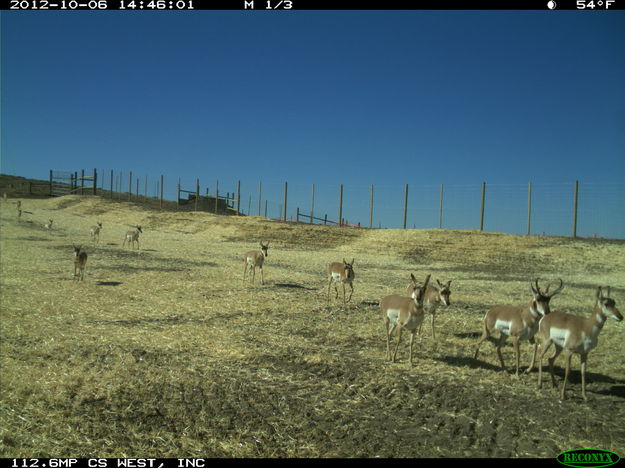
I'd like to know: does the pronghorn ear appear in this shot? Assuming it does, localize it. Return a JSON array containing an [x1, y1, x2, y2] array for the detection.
[[446, 280, 452, 287], [410, 273, 417, 283], [596, 287, 603, 300]]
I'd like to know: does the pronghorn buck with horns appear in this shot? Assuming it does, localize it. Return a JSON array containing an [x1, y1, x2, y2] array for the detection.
[[474, 278, 564, 376], [73, 245, 88, 281], [243, 242, 269, 285], [538, 286, 622, 401], [123, 225, 142, 249], [90, 222, 103, 245], [327, 258, 355, 305], [381, 274, 431, 365], [407, 275, 452, 339]]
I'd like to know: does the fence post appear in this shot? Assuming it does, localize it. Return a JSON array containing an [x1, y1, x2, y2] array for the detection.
[[264, 199, 268, 218], [324, 214, 327, 225], [297, 207, 300, 222], [258, 182, 262, 216], [369, 184, 374, 228], [248, 194, 251, 215], [480, 182, 486, 231], [136, 178, 139, 202], [129, 171, 132, 201], [81, 170, 85, 195], [527, 182, 532, 235], [110, 170, 114, 199], [572, 180, 579, 238], [283, 181, 288, 221], [403, 184, 409, 229], [439, 184, 444, 229], [215, 180, 219, 214], [145, 175, 148, 202], [160, 175, 164, 209], [196, 178, 200, 211], [49, 170, 53, 196], [177, 179, 180, 207], [237, 180, 241, 215], [93, 169, 97, 195], [311, 183, 315, 224], [338, 184, 343, 227]]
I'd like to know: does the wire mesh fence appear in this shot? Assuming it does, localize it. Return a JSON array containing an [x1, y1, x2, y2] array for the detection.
[[58, 168, 625, 239]]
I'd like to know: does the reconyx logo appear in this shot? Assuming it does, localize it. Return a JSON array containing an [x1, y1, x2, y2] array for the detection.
[[557, 449, 621, 468]]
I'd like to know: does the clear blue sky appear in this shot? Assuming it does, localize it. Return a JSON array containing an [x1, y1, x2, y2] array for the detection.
[[2, 11, 624, 237]]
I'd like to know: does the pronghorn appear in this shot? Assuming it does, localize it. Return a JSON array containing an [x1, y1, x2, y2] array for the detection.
[[123, 225, 142, 249], [243, 242, 269, 285], [381, 273, 431, 365], [538, 286, 622, 400], [90, 222, 103, 244], [16, 201, 22, 220], [474, 278, 564, 376], [327, 258, 355, 305], [73, 245, 88, 281], [44, 219, 54, 230], [407, 275, 452, 339]]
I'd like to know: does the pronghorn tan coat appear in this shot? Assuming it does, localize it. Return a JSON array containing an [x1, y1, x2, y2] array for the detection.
[[73, 245, 88, 281], [243, 242, 269, 285], [123, 226, 142, 249], [538, 286, 622, 400], [327, 258, 355, 305], [474, 279, 563, 376], [407, 275, 452, 339], [381, 274, 431, 365]]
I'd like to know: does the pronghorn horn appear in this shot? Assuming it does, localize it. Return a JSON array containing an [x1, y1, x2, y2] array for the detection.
[[547, 279, 564, 298]]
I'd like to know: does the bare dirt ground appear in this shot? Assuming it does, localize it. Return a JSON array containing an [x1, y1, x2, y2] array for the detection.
[[1, 195, 624, 458]]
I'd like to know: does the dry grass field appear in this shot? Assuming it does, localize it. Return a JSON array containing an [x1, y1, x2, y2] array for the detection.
[[1, 195, 624, 458]]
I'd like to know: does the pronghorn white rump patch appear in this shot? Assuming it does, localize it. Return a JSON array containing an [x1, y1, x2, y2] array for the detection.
[[387, 309, 423, 330], [494, 319, 512, 336], [549, 327, 569, 348]]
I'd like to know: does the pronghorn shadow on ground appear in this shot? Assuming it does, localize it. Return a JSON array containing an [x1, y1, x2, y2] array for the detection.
[[96, 281, 123, 286], [438, 355, 505, 372], [542, 368, 624, 387], [455, 331, 482, 340], [274, 283, 318, 291], [594, 385, 625, 399]]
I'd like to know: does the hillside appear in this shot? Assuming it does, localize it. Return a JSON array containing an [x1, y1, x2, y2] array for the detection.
[[1, 195, 624, 457]]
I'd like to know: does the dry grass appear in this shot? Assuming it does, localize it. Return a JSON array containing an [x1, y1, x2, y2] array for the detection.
[[1, 195, 624, 458]]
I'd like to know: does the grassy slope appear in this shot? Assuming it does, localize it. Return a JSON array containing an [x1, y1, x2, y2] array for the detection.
[[1, 196, 624, 458]]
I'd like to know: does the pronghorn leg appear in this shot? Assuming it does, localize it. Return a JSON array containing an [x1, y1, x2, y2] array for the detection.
[[243, 262, 248, 283], [526, 337, 538, 374], [495, 334, 508, 372], [342, 283, 346, 305], [580, 353, 588, 401], [251, 266, 256, 284], [260, 266, 264, 285], [473, 321, 490, 360], [327, 278, 332, 302], [392, 325, 403, 363], [347, 282, 353, 303], [511, 336, 521, 377], [561, 350, 573, 400], [385, 320, 396, 361], [537, 339, 553, 388], [547, 345, 563, 389], [408, 331, 416, 365], [430, 313, 436, 340]]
